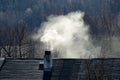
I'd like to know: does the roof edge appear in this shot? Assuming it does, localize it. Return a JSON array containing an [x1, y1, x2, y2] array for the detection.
[[0, 58, 6, 71]]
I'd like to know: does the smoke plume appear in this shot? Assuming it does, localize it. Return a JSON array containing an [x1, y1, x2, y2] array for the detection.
[[33, 11, 100, 58]]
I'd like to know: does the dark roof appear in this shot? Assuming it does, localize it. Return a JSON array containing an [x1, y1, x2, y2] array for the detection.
[[0, 58, 120, 80], [52, 59, 120, 80], [0, 58, 43, 80]]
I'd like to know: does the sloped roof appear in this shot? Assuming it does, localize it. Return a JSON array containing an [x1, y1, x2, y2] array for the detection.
[[0, 58, 120, 80], [51, 59, 120, 80], [0, 58, 43, 80]]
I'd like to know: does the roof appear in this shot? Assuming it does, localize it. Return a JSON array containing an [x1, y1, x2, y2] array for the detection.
[[52, 59, 120, 80], [0, 58, 43, 80], [0, 58, 5, 71], [0, 58, 120, 80]]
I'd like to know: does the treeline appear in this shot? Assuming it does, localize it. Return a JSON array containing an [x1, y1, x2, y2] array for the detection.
[[0, 13, 120, 58], [0, 0, 119, 27], [84, 12, 120, 58], [0, 0, 119, 58], [0, 21, 35, 58]]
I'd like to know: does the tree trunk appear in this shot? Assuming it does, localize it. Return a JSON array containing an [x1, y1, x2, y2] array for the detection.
[[19, 45, 22, 58], [0, 48, 1, 57]]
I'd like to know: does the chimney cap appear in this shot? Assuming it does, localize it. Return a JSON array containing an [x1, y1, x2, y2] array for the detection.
[[45, 51, 51, 55]]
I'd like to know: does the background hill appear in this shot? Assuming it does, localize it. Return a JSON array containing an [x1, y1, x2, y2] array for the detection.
[[0, 0, 119, 27]]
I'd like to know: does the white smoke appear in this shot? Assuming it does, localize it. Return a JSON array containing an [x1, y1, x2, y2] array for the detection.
[[25, 8, 33, 14], [33, 11, 100, 58]]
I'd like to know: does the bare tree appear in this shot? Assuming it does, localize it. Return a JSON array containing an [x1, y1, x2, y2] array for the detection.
[[100, 13, 120, 58], [14, 21, 35, 58], [0, 47, 1, 57], [14, 21, 29, 58], [0, 26, 15, 57], [0, 21, 35, 58]]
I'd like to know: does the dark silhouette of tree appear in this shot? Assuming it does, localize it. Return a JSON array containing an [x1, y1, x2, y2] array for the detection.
[[14, 21, 29, 58], [0, 26, 15, 57]]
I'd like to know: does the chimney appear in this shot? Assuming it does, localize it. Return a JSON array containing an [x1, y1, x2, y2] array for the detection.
[[43, 51, 52, 80]]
